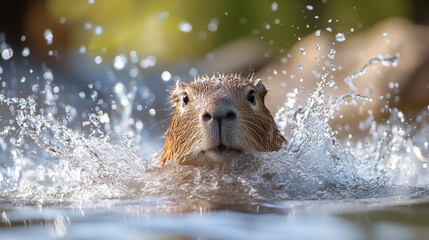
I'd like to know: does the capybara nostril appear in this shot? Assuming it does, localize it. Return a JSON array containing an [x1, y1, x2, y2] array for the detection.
[[212, 107, 236, 121], [202, 113, 212, 122], [225, 110, 237, 121]]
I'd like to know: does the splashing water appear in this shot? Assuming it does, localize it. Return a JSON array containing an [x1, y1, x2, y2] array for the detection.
[[344, 52, 400, 91], [0, 29, 428, 207]]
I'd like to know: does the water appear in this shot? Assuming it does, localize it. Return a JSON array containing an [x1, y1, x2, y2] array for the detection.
[[1, 45, 428, 239], [0, 54, 412, 202], [1, 11, 429, 240]]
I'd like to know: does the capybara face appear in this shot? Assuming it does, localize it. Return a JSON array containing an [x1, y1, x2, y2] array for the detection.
[[160, 74, 286, 167]]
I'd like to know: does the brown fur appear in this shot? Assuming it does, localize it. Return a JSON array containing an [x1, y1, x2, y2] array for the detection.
[[160, 73, 286, 167]]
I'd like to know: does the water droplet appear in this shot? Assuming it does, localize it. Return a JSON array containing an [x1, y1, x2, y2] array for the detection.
[[135, 120, 144, 131], [32, 84, 39, 93], [281, 57, 288, 63], [326, 27, 332, 32], [95, 56, 102, 64], [265, 24, 271, 30], [274, 18, 280, 24], [59, 17, 66, 24], [208, 18, 219, 32], [299, 47, 306, 55], [271, 2, 278, 11], [156, 11, 170, 21], [113, 55, 127, 70], [315, 30, 321, 37], [306, 5, 314, 10], [189, 68, 197, 77], [1, 48, 13, 60], [328, 49, 336, 59], [22, 47, 30, 57], [79, 45, 86, 54], [0, 66, 3, 75], [350, 27, 355, 33], [21, 35, 26, 42], [149, 108, 156, 117], [335, 33, 346, 42], [139, 56, 156, 69], [298, 64, 303, 70], [94, 26, 103, 35], [84, 22, 93, 30], [88, 0, 94, 4], [207, 23, 218, 32], [20, 77, 26, 83], [100, 113, 109, 123], [161, 71, 171, 81], [44, 29, 53, 45], [129, 50, 139, 63], [114, 82, 124, 93], [316, 44, 321, 50], [178, 21, 192, 33], [129, 67, 138, 78], [91, 90, 98, 101], [79, 91, 86, 99], [43, 70, 54, 80], [383, 32, 389, 37]]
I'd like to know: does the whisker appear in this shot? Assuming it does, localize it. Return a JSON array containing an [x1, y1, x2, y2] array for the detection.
[[239, 119, 266, 133], [153, 108, 172, 112], [149, 116, 172, 130]]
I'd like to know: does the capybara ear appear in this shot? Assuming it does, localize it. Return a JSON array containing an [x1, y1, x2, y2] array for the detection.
[[170, 81, 186, 103], [253, 78, 268, 102]]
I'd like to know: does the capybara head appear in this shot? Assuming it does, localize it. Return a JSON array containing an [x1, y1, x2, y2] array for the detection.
[[160, 74, 286, 167]]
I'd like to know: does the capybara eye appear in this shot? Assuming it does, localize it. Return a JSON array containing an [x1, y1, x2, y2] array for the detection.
[[182, 93, 189, 106], [247, 90, 256, 105]]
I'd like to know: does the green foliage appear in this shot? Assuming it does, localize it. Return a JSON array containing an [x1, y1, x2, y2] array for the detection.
[[47, 0, 412, 63]]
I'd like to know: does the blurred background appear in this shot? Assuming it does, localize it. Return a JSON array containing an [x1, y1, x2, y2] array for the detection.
[[2, 0, 425, 63], [1, 0, 429, 139], [1, 0, 427, 61]]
